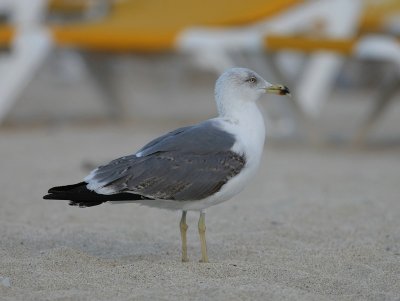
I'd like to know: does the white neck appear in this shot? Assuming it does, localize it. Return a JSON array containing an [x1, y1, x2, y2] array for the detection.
[[215, 88, 263, 122], [217, 95, 266, 161], [214, 80, 267, 164]]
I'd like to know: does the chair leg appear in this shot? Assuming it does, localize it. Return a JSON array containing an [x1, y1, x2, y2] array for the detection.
[[0, 30, 51, 124], [264, 52, 323, 144], [82, 52, 124, 120], [352, 73, 400, 145]]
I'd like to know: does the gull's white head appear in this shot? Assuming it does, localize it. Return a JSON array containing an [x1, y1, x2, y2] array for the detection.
[[214, 67, 290, 117]]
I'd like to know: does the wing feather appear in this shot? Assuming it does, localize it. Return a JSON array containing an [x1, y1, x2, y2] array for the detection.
[[85, 120, 246, 201]]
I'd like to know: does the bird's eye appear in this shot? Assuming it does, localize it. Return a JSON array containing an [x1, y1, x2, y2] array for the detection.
[[247, 77, 257, 84]]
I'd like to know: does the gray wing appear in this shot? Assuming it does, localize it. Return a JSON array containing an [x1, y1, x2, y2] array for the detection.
[[86, 120, 246, 201], [136, 120, 235, 156]]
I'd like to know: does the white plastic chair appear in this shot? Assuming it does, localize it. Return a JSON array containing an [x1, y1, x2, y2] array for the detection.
[[178, 0, 362, 116], [0, 0, 52, 123]]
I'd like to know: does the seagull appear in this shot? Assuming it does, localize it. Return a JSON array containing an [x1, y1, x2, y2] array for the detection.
[[44, 68, 290, 262]]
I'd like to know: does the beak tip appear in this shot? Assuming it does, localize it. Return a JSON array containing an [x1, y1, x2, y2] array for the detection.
[[281, 86, 291, 96], [265, 84, 291, 96]]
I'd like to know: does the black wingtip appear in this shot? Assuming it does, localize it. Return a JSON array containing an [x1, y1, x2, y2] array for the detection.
[[43, 194, 52, 200], [48, 182, 87, 193], [43, 181, 143, 206]]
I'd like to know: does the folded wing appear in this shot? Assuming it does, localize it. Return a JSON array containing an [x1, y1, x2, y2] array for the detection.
[[86, 120, 246, 201]]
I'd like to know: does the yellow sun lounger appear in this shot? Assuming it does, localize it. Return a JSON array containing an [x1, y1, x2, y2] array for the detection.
[[263, 33, 400, 143], [0, 0, 89, 47], [50, 0, 302, 52], [0, 25, 14, 47], [0, 0, 303, 124], [359, 0, 400, 33], [260, 0, 400, 143], [47, 0, 90, 14]]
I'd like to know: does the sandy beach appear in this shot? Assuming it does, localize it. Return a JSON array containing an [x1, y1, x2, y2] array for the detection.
[[1, 0, 400, 297], [1, 120, 399, 301], [2, 53, 400, 301]]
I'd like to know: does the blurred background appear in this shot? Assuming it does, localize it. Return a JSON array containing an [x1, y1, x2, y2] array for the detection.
[[1, 2, 400, 298], [0, 0, 398, 145]]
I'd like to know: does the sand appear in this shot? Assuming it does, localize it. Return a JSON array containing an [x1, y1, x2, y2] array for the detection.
[[1, 49, 400, 300], [0, 122, 399, 301]]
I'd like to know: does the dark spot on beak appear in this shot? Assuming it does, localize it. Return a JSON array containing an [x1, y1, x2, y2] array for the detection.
[[279, 86, 290, 95]]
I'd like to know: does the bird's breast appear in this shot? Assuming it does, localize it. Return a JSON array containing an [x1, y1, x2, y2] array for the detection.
[[221, 104, 266, 165]]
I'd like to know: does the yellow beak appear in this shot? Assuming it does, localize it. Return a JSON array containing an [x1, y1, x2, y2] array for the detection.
[[265, 84, 291, 96]]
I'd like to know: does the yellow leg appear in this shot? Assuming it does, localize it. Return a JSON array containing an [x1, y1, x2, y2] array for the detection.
[[180, 210, 189, 262], [198, 211, 209, 263]]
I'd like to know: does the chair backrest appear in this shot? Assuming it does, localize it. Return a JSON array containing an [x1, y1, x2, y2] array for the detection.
[[51, 0, 304, 51], [0, 0, 47, 47], [108, 0, 303, 27], [360, 0, 400, 33], [47, 0, 90, 14]]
